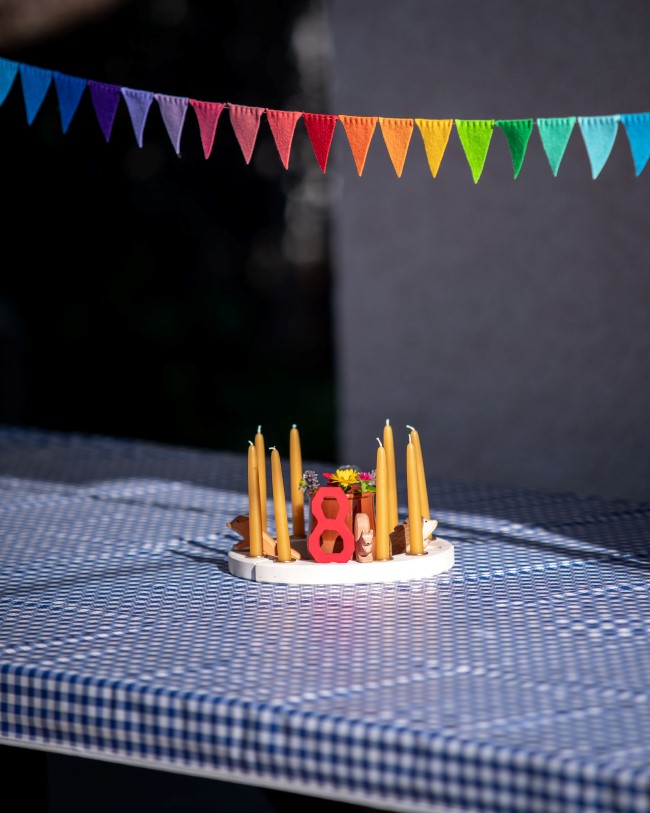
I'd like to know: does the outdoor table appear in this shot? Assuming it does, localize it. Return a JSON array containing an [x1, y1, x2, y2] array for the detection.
[[1, 426, 649, 813]]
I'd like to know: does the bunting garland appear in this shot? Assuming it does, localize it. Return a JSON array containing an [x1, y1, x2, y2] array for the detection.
[[2, 55, 650, 181]]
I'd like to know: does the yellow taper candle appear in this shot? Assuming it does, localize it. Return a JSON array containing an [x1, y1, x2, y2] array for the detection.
[[406, 435, 425, 555], [270, 446, 293, 562], [406, 424, 430, 519], [255, 425, 267, 532], [289, 424, 305, 538], [247, 441, 263, 557], [375, 438, 391, 561], [383, 419, 399, 531]]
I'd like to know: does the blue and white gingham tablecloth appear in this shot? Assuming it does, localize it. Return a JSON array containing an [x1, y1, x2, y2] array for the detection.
[[0, 426, 649, 813]]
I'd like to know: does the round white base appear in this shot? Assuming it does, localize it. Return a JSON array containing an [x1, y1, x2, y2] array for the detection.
[[227, 539, 454, 585]]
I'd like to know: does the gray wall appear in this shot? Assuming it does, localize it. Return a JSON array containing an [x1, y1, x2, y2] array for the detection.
[[327, 0, 650, 502]]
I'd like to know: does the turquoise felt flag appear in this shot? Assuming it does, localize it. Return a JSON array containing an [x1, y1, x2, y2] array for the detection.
[[155, 94, 189, 156], [455, 119, 495, 183], [0, 57, 19, 106], [496, 119, 533, 179], [53, 72, 86, 134], [578, 115, 620, 179], [621, 113, 650, 176], [122, 88, 154, 148], [537, 117, 576, 176], [19, 63, 52, 125]]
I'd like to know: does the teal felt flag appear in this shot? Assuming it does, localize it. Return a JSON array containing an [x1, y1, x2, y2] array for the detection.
[[19, 63, 52, 125], [53, 72, 86, 134], [578, 115, 619, 179], [537, 117, 576, 176], [496, 119, 533, 179], [621, 113, 650, 176], [0, 57, 18, 107], [455, 119, 495, 183]]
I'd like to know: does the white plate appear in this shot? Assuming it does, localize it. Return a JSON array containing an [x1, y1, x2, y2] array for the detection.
[[227, 538, 454, 585]]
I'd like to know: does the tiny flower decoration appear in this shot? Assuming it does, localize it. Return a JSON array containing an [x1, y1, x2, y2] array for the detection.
[[357, 470, 377, 493], [325, 468, 360, 492], [299, 470, 321, 497]]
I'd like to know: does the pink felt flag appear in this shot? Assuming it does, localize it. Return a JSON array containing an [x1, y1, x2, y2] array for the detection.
[[303, 113, 338, 172], [154, 94, 189, 156], [228, 104, 263, 164], [265, 109, 302, 169], [190, 99, 225, 159]]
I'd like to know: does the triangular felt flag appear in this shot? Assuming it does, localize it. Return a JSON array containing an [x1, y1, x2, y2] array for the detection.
[[228, 104, 263, 164], [455, 119, 495, 183], [19, 63, 52, 125], [339, 115, 378, 176], [122, 87, 154, 148], [265, 109, 301, 169], [190, 100, 225, 159], [303, 113, 338, 172], [88, 80, 122, 142], [155, 94, 189, 156], [415, 119, 453, 178], [621, 113, 650, 176], [496, 119, 533, 179], [537, 117, 576, 176], [578, 115, 620, 179], [53, 72, 86, 134], [379, 117, 414, 178], [0, 57, 19, 107]]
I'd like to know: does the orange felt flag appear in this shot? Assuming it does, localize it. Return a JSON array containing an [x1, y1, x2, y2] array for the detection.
[[415, 118, 453, 178], [379, 117, 414, 177], [339, 115, 378, 176]]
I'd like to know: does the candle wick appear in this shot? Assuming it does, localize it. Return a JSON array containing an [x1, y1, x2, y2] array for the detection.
[[248, 440, 254, 446], [385, 419, 390, 426], [257, 425, 262, 434], [376, 437, 382, 447], [406, 424, 415, 431], [269, 446, 277, 451], [292, 423, 297, 428]]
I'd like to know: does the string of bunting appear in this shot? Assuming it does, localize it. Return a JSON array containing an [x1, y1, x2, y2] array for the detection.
[[2, 56, 650, 181]]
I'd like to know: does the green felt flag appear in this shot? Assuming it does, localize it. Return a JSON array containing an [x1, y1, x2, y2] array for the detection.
[[496, 119, 533, 179], [455, 120, 495, 183], [537, 117, 576, 176]]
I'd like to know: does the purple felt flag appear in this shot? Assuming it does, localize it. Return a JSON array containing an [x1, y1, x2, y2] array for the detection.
[[88, 80, 122, 142], [155, 94, 189, 156], [122, 87, 154, 148]]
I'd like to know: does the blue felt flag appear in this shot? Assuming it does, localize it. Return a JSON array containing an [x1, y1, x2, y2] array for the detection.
[[0, 57, 19, 107], [578, 115, 620, 179], [53, 72, 86, 133], [19, 63, 52, 125], [621, 112, 650, 176]]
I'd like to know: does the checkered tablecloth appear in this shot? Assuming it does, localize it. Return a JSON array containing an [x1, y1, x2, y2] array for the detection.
[[1, 426, 649, 813]]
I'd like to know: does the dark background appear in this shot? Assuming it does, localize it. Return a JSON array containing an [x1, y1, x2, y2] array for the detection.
[[0, 0, 337, 462]]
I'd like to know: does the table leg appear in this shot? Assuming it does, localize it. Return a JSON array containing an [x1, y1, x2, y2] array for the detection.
[[0, 744, 48, 811]]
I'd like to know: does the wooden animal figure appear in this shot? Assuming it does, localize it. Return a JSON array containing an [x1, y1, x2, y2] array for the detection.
[[389, 517, 438, 555], [354, 512, 375, 563], [227, 515, 301, 560]]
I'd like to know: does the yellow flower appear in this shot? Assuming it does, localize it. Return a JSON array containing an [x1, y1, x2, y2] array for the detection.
[[328, 468, 360, 490]]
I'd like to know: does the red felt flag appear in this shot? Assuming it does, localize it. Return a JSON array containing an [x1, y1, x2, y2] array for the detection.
[[190, 100, 225, 159], [303, 113, 338, 172], [266, 109, 302, 169], [228, 104, 263, 164]]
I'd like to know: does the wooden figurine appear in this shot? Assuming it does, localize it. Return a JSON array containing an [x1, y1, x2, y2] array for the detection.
[[227, 515, 302, 560], [354, 512, 375, 563], [389, 517, 438, 555]]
